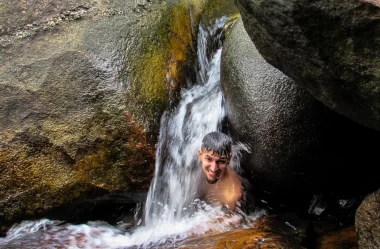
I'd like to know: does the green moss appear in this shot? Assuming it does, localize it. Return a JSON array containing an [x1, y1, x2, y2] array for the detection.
[[129, 42, 169, 114], [200, 0, 238, 26], [224, 13, 241, 35], [167, 0, 198, 92], [126, 0, 204, 134]]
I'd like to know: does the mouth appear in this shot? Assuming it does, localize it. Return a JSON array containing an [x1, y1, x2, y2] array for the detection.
[[207, 169, 220, 179]]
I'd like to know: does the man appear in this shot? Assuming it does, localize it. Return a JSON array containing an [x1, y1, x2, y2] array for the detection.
[[198, 131, 243, 211]]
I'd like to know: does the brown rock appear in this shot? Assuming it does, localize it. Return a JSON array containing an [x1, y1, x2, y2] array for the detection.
[[355, 189, 380, 249], [178, 216, 307, 249], [0, 0, 207, 231], [316, 225, 358, 249]]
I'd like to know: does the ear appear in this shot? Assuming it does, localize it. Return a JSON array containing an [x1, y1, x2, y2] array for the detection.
[[198, 150, 202, 158], [227, 154, 232, 164]]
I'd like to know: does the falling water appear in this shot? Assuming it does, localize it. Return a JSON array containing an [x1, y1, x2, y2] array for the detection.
[[145, 44, 226, 228], [0, 18, 261, 249]]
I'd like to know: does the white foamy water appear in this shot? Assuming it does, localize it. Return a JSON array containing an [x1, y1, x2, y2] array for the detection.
[[0, 18, 263, 249], [145, 47, 226, 227], [0, 205, 265, 249]]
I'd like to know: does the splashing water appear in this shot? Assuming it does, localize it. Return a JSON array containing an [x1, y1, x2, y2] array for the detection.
[[144, 48, 226, 227], [0, 18, 262, 249], [0, 206, 264, 249]]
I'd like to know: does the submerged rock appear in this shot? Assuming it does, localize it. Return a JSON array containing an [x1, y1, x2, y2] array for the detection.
[[178, 215, 308, 249], [316, 225, 358, 249], [179, 212, 358, 249], [235, 0, 380, 131]]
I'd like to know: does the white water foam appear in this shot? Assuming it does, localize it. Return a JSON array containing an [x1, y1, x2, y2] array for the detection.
[[0, 205, 265, 249], [145, 48, 226, 227]]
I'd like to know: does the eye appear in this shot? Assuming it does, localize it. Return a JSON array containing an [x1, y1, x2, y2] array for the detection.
[[206, 157, 212, 162]]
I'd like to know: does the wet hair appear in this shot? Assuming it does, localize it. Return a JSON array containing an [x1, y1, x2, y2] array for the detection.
[[200, 132, 232, 157]]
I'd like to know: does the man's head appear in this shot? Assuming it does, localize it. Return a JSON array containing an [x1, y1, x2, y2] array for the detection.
[[198, 132, 232, 184]]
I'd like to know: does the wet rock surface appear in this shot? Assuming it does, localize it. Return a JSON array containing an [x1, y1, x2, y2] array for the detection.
[[355, 188, 380, 249], [221, 17, 380, 213], [0, 0, 91, 44], [152, 214, 356, 249], [0, 0, 206, 231], [221, 18, 324, 196], [235, 0, 380, 131], [316, 225, 358, 249]]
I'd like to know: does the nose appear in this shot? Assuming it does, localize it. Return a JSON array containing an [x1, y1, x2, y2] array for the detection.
[[210, 161, 218, 172]]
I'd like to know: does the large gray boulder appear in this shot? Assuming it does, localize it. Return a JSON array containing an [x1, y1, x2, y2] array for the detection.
[[235, 0, 380, 131], [221, 18, 380, 211], [356, 189, 380, 249], [221, 18, 323, 207], [0, 0, 206, 230]]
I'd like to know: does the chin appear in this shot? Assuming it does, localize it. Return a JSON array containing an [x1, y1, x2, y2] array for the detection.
[[206, 178, 218, 184]]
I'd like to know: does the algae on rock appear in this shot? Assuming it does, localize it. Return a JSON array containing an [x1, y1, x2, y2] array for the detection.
[[124, 0, 205, 137]]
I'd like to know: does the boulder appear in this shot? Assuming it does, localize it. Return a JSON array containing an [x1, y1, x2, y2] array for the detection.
[[221, 18, 323, 209], [235, 0, 380, 131], [356, 189, 380, 249], [0, 0, 205, 229], [221, 18, 380, 212]]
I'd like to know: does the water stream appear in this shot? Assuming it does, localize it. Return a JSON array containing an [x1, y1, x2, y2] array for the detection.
[[0, 18, 262, 249]]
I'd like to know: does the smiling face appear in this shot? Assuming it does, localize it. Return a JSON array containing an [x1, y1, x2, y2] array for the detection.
[[198, 150, 230, 184]]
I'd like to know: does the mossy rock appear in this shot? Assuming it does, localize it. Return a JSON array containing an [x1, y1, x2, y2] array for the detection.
[[0, 0, 215, 231]]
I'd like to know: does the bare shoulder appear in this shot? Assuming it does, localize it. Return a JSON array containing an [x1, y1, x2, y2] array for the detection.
[[227, 166, 240, 178], [226, 167, 242, 187], [222, 167, 243, 210]]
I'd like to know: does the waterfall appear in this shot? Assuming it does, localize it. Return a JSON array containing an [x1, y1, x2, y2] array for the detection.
[[145, 23, 227, 226]]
